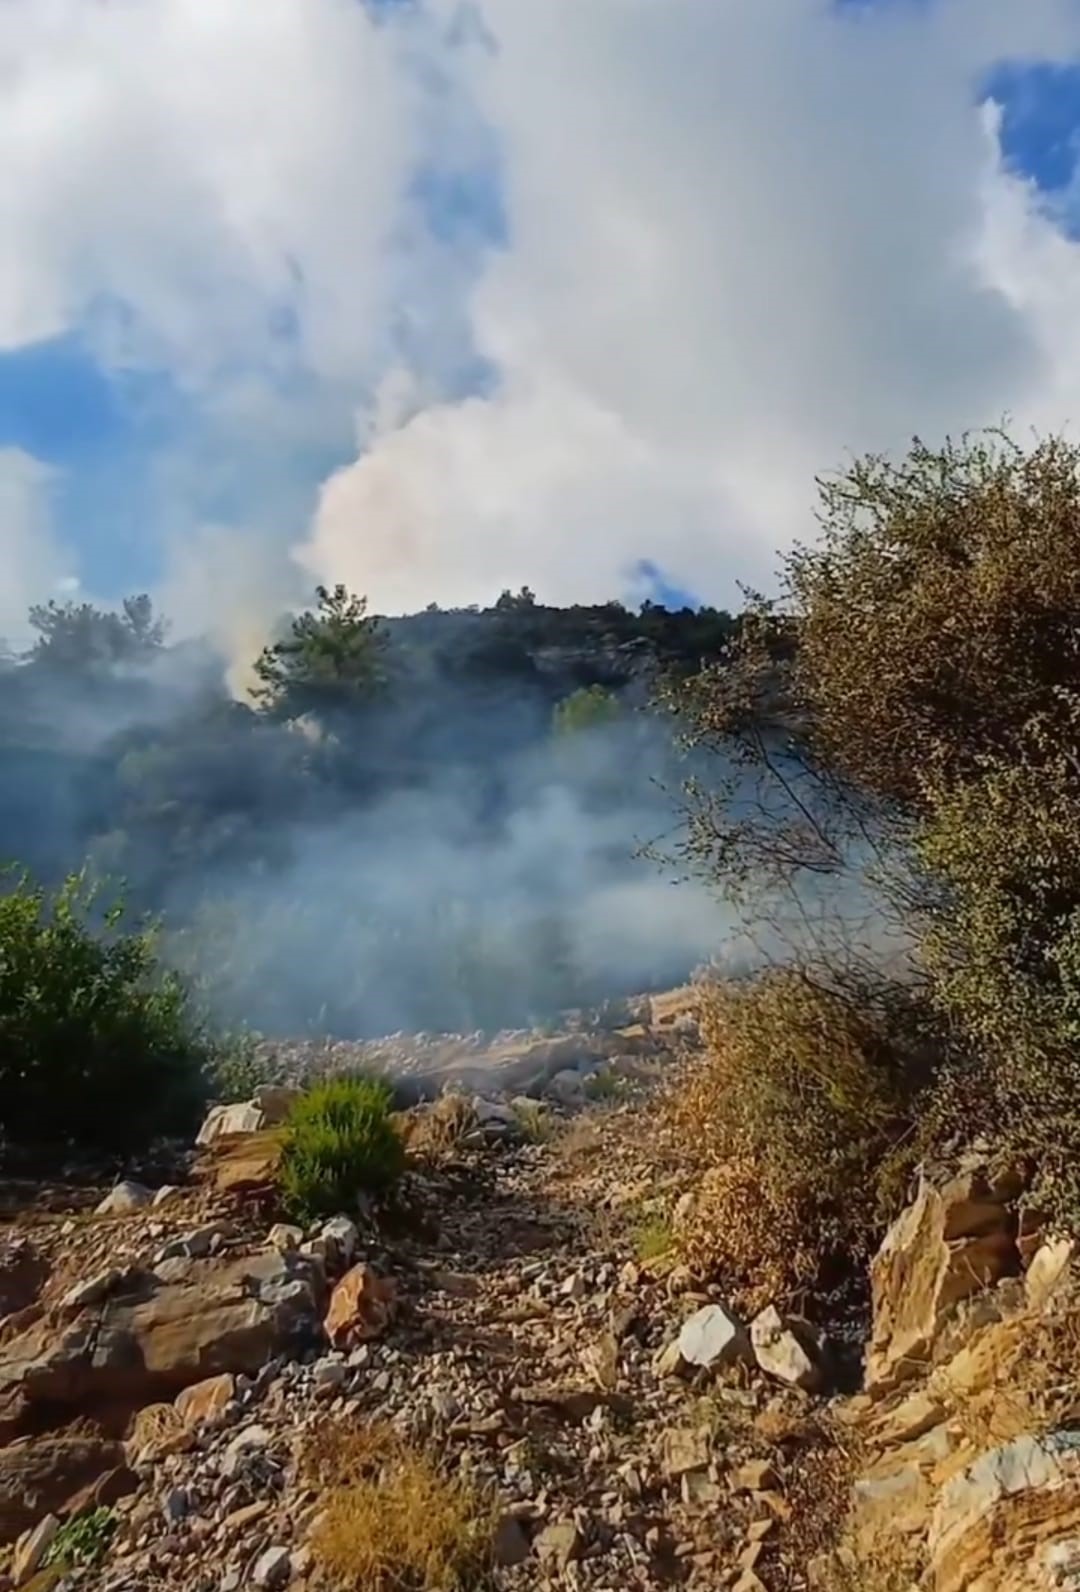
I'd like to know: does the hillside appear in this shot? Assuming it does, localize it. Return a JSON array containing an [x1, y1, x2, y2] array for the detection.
[[0, 592, 738, 1040], [2, 988, 1076, 1592]]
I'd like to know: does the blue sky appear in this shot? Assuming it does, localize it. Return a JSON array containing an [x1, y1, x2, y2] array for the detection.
[[4, 0, 1080, 635]]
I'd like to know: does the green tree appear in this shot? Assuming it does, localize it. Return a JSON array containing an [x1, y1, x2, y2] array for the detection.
[[29, 594, 167, 671], [253, 585, 386, 720]]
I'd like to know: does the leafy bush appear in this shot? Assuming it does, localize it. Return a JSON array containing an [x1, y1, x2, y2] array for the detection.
[[0, 872, 209, 1161], [667, 971, 933, 1312], [669, 428, 1080, 1243], [279, 1074, 405, 1221], [303, 1420, 494, 1591], [43, 1507, 117, 1570], [553, 683, 621, 737]]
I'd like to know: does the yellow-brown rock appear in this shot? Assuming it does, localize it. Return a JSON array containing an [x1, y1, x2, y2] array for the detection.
[[929, 1430, 1080, 1591], [324, 1263, 396, 1349], [866, 1175, 1019, 1390]]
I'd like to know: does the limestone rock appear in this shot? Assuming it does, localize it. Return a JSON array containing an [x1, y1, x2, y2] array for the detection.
[[174, 1372, 235, 1428], [324, 1263, 396, 1349], [867, 1177, 1019, 1390], [95, 1180, 152, 1215], [59, 1269, 122, 1312], [1025, 1237, 1076, 1311], [200, 1129, 286, 1195], [196, 1101, 265, 1146], [677, 1302, 750, 1371], [12, 1513, 59, 1583], [661, 1427, 711, 1478], [534, 1519, 582, 1568], [320, 1216, 360, 1269], [750, 1305, 824, 1392], [253, 1545, 292, 1588], [0, 1433, 127, 1543], [267, 1224, 304, 1254], [929, 1430, 1080, 1592], [0, 1250, 324, 1430]]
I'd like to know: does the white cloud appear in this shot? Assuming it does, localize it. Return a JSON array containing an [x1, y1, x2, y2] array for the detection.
[[0, 449, 67, 645], [7, 1, 1080, 618], [0, 0, 427, 386], [300, 0, 1080, 610]]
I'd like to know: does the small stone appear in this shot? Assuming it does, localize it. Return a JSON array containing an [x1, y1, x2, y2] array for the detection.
[[163, 1488, 189, 1522], [732, 1459, 778, 1493], [312, 1358, 347, 1392], [253, 1546, 292, 1588], [325, 1263, 396, 1348], [654, 1338, 686, 1378], [534, 1520, 582, 1568], [152, 1185, 181, 1208], [220, 1424, 273, 1479], [682, 1470, 721, 1507], [13, 1514, 60, 1583], [661, 1427, 711, 1478], [61, 1268, 122, 1310], [182, 1223, 229, 1259], [320, 1215, 360, 1267], [175, 1374, 235, 1428], [750, 1305, 824, 1392], [561, 1272, 587, 1301], [268, 1224, 304, 1253], [96, 1180, 152, 1215], [1025, 1236, 1076, 1310], [678, 1302, 751, 1370], [493, 1514, 531, 1566], [196, 1101, 265, 1146]]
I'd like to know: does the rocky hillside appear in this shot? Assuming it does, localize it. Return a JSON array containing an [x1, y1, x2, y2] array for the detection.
[[1, 989, 1077, 1592]]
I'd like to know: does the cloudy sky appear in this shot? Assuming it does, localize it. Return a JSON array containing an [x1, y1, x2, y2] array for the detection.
[[5, 0, 1080, 644]]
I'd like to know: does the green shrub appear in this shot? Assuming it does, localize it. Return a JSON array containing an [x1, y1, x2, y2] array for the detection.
[[0, 871, 209, 1161], [280, 1074, 405, 1220], [43, 1508, 117, 1570]]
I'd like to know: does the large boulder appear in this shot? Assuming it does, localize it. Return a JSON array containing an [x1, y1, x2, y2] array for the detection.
[[0, 1249, 325, 1437], [866, 1174, 1020, 1390], [199, 1129, 286, 1195]]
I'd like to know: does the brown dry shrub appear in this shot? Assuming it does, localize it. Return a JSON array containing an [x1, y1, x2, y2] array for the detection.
[[667, 970, 930, 1311], [303, 1418, 495, 1591]]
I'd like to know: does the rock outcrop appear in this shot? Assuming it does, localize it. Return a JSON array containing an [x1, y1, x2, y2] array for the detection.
[[0, 1249, 324, 1442], [866, 1170, 1021, 1389]]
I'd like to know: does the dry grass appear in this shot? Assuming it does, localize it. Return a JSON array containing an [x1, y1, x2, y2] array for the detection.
[[124, 1401, 189, 1463], [303, 1419, 496, 1591], [663, 970, 922, 1312], [931, 1287, 1080, 1453], [810, 1530, 925, 1592], [402, 1093, 476, 1161]]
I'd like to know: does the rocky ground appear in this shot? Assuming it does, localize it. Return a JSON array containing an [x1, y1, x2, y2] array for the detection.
[[2, 989, 1080, 1592]]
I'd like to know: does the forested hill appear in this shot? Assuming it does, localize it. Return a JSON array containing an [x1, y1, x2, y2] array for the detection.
[[0, 588, 737, 1039]]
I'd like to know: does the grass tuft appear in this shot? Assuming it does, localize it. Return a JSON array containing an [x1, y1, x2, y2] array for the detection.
[[303, 1420, 495, 1591]]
